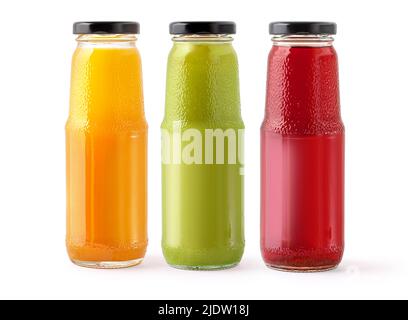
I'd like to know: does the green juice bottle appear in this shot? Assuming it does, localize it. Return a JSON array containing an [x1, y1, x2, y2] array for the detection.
[[161, 22, 245, 270]]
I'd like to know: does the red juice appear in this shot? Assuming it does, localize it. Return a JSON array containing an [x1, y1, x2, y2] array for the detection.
[[261, 23, 344, 272]]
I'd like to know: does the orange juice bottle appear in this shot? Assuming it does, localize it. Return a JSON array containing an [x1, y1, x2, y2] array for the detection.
[[66, 22, 148, 269]]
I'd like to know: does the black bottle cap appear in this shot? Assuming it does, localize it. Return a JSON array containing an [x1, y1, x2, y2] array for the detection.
[[169, 21, 236, 35], [269, 22, 337, 35], [73, 22, 140, 35]]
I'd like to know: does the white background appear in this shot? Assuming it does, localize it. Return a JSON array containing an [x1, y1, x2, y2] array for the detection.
[[0, 0, 406, 300]]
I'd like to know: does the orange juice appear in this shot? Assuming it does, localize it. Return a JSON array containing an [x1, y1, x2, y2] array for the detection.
[[66, 22, 147, 269]]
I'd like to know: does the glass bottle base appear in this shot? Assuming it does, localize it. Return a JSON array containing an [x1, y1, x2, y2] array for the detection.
[[169, 263, 239, 271], [266, 263, 338, 273], [71, 258, 144, 269]]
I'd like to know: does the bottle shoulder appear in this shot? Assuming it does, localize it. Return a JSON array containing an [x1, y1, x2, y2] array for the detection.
[[168, 42, 238, 62]]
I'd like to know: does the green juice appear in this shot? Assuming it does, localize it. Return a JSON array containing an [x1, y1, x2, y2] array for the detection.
[[161, 35, 245, 270]]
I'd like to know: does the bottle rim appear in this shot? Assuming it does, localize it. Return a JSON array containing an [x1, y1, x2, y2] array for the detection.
[[272, 34, 334, 47], [172, 34, 233, 42]]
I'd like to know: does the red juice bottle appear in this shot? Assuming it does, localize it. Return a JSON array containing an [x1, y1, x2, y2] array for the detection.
[[261, 22, 344, 272]]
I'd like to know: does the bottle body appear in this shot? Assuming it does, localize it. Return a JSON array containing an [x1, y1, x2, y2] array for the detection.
[[162, 36, 245, 270], [66, 34, 147, 268], [261, 38, 344, 271]]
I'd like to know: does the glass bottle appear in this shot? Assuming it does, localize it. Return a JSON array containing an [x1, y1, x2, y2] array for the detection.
[[66, 22, 148, 269], [162, 22, 245, 270], [261, 22, 344, 272]]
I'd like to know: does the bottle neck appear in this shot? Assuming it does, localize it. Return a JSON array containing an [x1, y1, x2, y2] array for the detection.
[[172, 34, 233, 43], [76, 34, 137, 48], [272, 35, 334, 47]]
